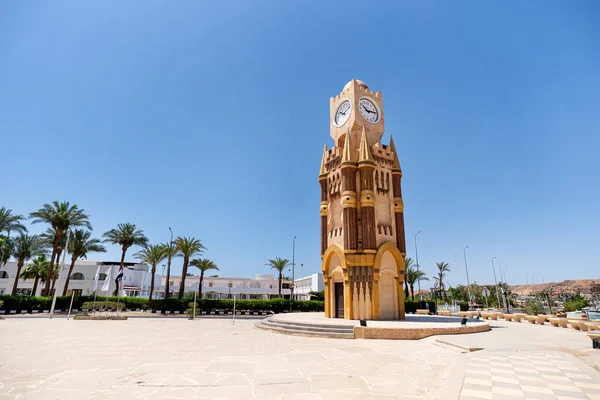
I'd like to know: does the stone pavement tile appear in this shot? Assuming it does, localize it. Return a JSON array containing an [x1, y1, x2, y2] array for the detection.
[[491, 375, 520, 385], [491, 386, 525, 397], [205, 362, 256, 375], [518, 375, 546, 384], [467, 369, 492, 377], [308, 376, 368, 392], [314, 391, 392, 400], [490, 367, 516, 376], [464, 377, 492, 387], [548, 383, 583, 394], [541, 374, 571, 382], [460, 388, 492, 399], [538, 367, 563, 373], [182, 371, 221, 386], [565, 373, 593, 380], [553, 390, 588, 399], [462, 383, 493, 393], [575, 381, 600, 392], [193, 385, 253, 399], [521, 385, 555, 395], [253, 381, 312, 397], [587, 394, 600, 400], [490, 362, 513, 368]]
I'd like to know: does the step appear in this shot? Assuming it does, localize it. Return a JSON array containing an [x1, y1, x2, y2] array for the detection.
[[267, 317, 354, 331], [255, 322, 354, 339], [261, 319, 354, 334]]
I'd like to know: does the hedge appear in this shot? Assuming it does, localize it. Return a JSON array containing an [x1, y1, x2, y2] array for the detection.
[[81, 301, 124, 311], [0, 295, 324, 313]]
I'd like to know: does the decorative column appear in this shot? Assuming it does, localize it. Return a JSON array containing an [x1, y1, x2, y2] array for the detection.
[[390, 137, 406, 255], [358, 128, 376, 252], [341, 133, 358, 251]]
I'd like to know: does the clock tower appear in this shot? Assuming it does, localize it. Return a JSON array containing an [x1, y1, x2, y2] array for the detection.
[[320, 79, 406, 320]]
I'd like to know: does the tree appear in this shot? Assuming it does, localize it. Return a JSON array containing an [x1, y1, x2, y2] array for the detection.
[[0, 235, 14, 267], [266, 257, 290, 297], [0, 207, 27, 234], [404, 257, 415, 298], [190, 258, 218, 299], [29, 201, 91, 295], [41, 227, 68, 294], [20, 255, 49, 296], [434, 262, 451, 301], [62, 230, 106, 296], [162, 242, 179, 299], [103, 223, 148, 295], [174, 237, 206, 299], [11, 234, 46, 295], [135, 244, 167, 300], [406, 265, 429, 301]]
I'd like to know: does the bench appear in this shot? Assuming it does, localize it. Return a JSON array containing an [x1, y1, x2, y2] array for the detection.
[[548, 318, 560, 327], [568, 320, 582, 330], [437, 311, 452, 316], [535, 316, 546, 325], [526, 316, 538, 324], [416, 309, 429, 315], [586, 322, 600, 331], [537, 314, 551, 322], [459, 312, 468, 318]]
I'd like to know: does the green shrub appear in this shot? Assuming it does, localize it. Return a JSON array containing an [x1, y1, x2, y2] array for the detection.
[[523, 299, 544, 316], [0, 299, 3, 308], [81, 301, 124, 311]]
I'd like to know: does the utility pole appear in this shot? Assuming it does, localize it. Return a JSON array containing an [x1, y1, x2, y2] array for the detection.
[[491, 257, 501, 308], [291, 236, 296, 302], [414, 231, 422, 300], [463, 246, 472, 308]]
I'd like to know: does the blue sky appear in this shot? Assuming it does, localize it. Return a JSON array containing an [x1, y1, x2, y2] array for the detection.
[[2, 1, 599, 286]]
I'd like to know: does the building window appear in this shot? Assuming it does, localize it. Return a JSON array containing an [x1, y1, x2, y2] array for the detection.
[[208, 282, 214, 287], [169, 281, 174, 286], [99, 273, 107, 281], [228, 283, 232, 288], [270, 285, 273, 289], [71, 272, 85, 280], [0, 271, 9, 279]]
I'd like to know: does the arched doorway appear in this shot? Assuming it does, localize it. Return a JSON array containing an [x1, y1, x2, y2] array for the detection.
[[379, 270, 398, 319]]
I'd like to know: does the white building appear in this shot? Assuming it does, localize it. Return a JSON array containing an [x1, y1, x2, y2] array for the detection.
[[0, 260, 155, 297], [293, 273, 324, 300], [157, 273, 292, 300]]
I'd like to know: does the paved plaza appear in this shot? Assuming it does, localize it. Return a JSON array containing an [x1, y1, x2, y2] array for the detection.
[[0, 315, 599, 399]]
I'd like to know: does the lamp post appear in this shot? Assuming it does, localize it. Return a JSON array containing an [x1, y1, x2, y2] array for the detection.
[[491, 257, 501, 308], [414, 231, 422, 300], [291, 236, 296, 302], [531, 273, 536, 295], [166, 227, 174, 298], [503, 265, 509, 312], [463, 246, 472, 308]]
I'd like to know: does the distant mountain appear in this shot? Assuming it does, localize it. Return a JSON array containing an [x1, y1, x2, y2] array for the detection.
[[510, 279, 600, 296]]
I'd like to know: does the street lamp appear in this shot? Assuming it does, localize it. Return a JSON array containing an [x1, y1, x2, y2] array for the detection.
[[525, 270, 530, 286], [291, 236, 296, 301], [491, 257, 501, 308], [463, 246, 472, 308], [531, 273, 536, 295], [414, 231, 422, 300]]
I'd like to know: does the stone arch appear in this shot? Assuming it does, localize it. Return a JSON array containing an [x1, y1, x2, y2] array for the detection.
[[374, 241, 405, 280], [70, 272, 85, 281], [322, 244, 348, 318], [321, 244, 347, 274], [379, 269, 398, 319], [0, 271, 8, 279]]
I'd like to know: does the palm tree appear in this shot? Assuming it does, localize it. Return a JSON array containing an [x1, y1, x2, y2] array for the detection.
[[174, 237, 206, 299], [0, 207, 27, 234], [20, 255, 49, 296], [190, 258, 218, 299], [266, 257, 290, 297], [103, 223, 148, 295], [435, 262, 451, 301], [162, 241, 179, 298], [406, 265, 429, 301], [62, 230, 106, 296], [29, 201, 91, 295], [0, 236, 14, 267], [135, 244, 167, 300], [404, 257, 415, 298], [11, 234, 46, 295], [41, 227, 68, 293]]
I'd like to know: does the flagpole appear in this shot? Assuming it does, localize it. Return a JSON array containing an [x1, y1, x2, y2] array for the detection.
[[92, 265, 100, 315]]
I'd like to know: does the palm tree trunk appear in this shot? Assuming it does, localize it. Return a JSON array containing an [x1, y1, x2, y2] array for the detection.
[[199, 270, 204, 299], [179, 258, 189, 299], [165, 251, 172, 299], [115, 248, 127, 296], [410, 283, 415, 301], [11, 260, 24, 295], [51, 247, 63, 294], [32, 277, 39, 296], [62, 255, 77, 296], [149, 262, 156, 301], [404, 276, 409, 298], [278, 271, 282, 297], [43, 247, 57, 295]]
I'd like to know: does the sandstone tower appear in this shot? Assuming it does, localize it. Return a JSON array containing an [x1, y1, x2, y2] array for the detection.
[[320, 79, 406, 320]]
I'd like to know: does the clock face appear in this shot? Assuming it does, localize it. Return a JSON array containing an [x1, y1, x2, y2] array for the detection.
[[334, 100, 351, 126], [358, 97, 380, 123]]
